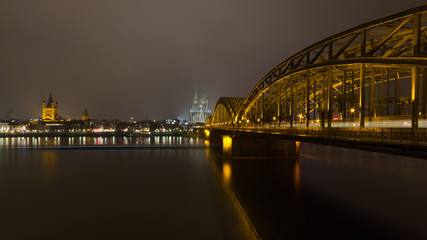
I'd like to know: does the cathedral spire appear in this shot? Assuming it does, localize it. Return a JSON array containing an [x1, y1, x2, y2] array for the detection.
[[192, 88, 198, 109], [193, 89, 198, 101], [47, 93, 55, 107]]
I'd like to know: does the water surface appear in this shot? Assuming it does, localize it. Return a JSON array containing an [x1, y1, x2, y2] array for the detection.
[[210, 142, 427, 239], [0, 137, 255, 240], [1, 137, 426, 239]]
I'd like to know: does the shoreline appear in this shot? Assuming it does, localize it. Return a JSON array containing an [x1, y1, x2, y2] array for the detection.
[[0, 132, 205, 138]]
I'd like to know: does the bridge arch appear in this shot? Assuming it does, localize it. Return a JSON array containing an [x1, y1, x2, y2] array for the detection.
[[215, 5, 427, 130], [210, 97, 245, 126]]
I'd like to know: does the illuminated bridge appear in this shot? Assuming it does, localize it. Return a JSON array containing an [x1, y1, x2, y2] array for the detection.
[[209, 5, 427, 149]]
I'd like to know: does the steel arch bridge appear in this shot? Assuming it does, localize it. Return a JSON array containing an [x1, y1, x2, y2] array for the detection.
[[211, 5, 427, 133]]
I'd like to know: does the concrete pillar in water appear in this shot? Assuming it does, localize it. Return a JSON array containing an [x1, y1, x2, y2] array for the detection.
[[222, 135, 297, 157]]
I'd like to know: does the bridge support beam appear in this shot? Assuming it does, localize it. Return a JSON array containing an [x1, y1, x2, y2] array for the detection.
[[413, 14, 421, 55], [222, 135, 297, 157], [342, 70, 347, 120], [359, 64, 366, 128], [261, 93, 265, 126], [277, 81, 281, 126], [327, 66, 333, 128], [320, 74, 326, 128], [411, 66, 419, 130], [422, 68, 427, 119], [305, 71, 310, 127], [290, 77, 294, 128]]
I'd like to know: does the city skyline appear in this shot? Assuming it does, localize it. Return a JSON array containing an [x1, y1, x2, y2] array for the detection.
[[2, 92, 208, 121], [1, 0, 425, 120]]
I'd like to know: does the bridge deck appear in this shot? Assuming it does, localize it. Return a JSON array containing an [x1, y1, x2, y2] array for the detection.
[[210, 126, 427, 158]]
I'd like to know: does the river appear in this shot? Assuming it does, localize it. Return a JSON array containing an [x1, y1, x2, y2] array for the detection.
[[0, 136, 426, 239]]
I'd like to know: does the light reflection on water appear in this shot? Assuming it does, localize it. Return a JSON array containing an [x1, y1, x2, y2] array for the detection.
[[2, 136, 426, 239], [0, 146, 253, 240], [209, 143, 427, 239], [42, 151, 57, 180], [222, 161, 232, 183], [0, 136, 207, 148], [293, 158, 300, 191]]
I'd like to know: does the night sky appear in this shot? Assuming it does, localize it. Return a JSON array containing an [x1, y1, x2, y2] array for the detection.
[[0, 0, 425, 120]]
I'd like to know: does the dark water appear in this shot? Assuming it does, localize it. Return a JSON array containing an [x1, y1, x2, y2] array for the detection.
[[211, 142, 427, 239], [1, 137, 426, 239], [0, 137, 255, 240]]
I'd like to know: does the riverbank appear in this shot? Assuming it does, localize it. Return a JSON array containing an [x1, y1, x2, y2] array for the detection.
[[0, 132, 205, 138]]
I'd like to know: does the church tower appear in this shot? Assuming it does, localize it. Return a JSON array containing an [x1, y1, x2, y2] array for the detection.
[[192, 89, 199, 109], [42, 94, 59, 121], [82, 109, 89, 121]]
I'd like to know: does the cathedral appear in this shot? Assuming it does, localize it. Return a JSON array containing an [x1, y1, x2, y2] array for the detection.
[[42, 94, 60, 121], [189, 90, 212, 124]]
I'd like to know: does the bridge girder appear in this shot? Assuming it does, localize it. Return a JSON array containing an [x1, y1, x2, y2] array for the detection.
[[212, 5, 427, 130]]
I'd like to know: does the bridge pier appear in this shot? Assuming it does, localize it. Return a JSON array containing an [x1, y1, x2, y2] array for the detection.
[[222, 134, 298, 157]]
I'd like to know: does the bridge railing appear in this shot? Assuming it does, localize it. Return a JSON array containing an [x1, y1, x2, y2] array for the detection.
[[213, 126, 427, 146]]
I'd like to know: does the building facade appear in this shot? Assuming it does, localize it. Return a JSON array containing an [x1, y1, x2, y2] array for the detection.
[[189, 90, 212, 124], [42, 94, 59, 121], [0, 122, 8, 132]]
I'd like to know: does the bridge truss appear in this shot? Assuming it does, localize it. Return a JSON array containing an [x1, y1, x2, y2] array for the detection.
[[211, 5, 427, 130]]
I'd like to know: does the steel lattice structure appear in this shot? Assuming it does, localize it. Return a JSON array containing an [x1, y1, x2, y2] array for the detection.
[[211, 5, 427, 130]]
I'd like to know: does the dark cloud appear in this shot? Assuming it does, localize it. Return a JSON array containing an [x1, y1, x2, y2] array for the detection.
[[0, 0, 425, 120]]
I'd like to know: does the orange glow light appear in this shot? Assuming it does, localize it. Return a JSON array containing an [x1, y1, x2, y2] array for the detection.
[[223, 163, 231, 182]]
